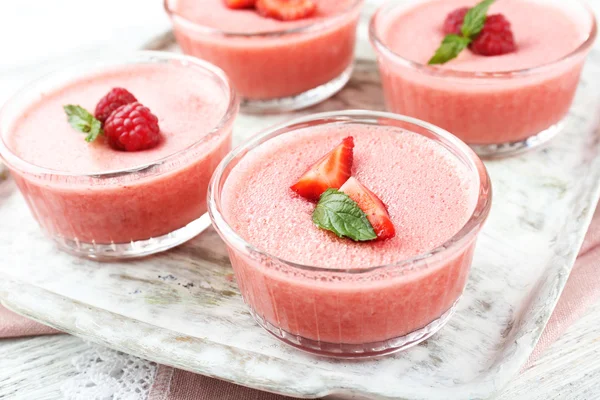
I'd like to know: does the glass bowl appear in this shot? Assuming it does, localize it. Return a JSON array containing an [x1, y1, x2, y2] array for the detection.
[[164, 0, 363, 113], [369, 0, 597, 158], [0, 51, 238, 259], [208, 110, 492, 357]]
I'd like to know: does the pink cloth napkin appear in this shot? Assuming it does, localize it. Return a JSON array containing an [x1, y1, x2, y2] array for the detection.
[[525, 203, 600, 365], [0, 305, 59, 338], [3, 205, 599, 399], [148, 368, 296, 400]]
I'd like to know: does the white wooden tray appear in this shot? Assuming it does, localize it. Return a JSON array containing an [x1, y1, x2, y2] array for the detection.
[[2, 8, 600, 399]]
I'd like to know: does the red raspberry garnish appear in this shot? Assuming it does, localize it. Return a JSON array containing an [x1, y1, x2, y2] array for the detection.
[[470, 14, 516, 56], [256, 0, 316, 21], [223, 0, 256, 9], [442, 7, 469, 35], [94, 88, 137, 124], [104, 102, 161, 152]]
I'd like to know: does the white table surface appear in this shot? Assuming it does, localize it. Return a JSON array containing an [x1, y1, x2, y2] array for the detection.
[[1, 1, 600, 399]]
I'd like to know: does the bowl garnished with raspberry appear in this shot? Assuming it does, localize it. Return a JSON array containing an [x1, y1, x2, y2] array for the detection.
[[0, 52, 238, 258], [369, 0, 596, 154], [373, 0, 591, 72]]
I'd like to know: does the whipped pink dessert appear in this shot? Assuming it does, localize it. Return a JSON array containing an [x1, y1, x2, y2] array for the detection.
[[0, 54, 236, 256], [166, 0, 362, 106], [212, 114, 490, 355], [371, 0, 596, 151]]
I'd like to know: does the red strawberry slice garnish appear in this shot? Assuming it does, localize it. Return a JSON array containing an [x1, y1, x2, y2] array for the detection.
[[291, 136, 354, 201], [340, 177, 396, 240], [256, 0, 317, 21], [223, 0, 256, 9]]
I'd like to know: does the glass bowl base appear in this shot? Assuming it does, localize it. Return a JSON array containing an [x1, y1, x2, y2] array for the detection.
[[51, 212, 212, 260], [249, 300, 458, 359], [240, 64, 353, 114], [471, 121, 565, 159]]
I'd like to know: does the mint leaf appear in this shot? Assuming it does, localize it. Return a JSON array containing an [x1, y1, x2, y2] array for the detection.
[[86, 118, 102, 142], [461, 0, 495, 38], [428, 35, 471, 65], [64, 105, 93, 132], [312, 189, 377, 241], [63, 105, 103, 143]]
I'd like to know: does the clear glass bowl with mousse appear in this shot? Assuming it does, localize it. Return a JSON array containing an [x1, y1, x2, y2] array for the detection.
[[0, 51, 238, 259], [209, 110, 491, 357], [370, 0, 597, 158], [165, 0, 363, 113]]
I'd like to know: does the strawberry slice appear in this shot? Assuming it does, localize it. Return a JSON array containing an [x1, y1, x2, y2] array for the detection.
[[223, 0, 256, 9], [256, 0, 317, 21], [291, 136, 354, 201], [340, 177, 396, 240]]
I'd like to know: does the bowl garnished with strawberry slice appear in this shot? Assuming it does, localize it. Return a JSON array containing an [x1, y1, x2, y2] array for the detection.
[[370, 0, 596, 156], [209, 110, 491, 357], [164, 0, 363, 112]]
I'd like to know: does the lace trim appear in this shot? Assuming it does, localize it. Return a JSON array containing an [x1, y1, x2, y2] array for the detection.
[[61, 343, 157, 400]]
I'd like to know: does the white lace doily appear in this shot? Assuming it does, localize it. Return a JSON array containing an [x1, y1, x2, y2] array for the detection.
[[61, 343, 157, 400]]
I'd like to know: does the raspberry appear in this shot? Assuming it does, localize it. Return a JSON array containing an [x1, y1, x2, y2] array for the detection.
[[94, 88, 137, 124], [470, 14, 516, 56], [256, 0, 316, 21], [104, 102, 161, 152], [443, 7, 469, 35]]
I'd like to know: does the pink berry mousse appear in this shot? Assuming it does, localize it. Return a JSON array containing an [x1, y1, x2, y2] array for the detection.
[[214, 118, 489, 350], [371, 0, 596, 148], [0, 58, 236, 248]]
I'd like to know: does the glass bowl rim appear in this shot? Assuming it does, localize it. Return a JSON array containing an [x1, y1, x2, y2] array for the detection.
[[208, 110, 492, 275], [163, 0, 363, 38], [0, 51, 239, 178], [369, 0, 598, 79]]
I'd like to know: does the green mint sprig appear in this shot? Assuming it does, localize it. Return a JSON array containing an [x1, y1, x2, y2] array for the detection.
[[428, 35, 471, 65], [312, 189, 377, 242], [428, 0, 494, 65], [63, 105, 103, 143]]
